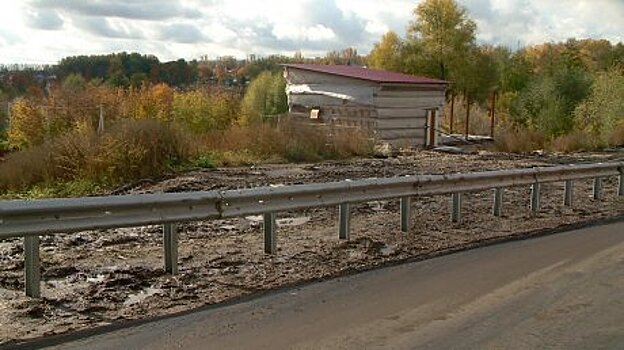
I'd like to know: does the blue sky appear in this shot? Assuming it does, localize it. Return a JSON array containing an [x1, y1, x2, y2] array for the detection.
[[0, 0, 623, 64]]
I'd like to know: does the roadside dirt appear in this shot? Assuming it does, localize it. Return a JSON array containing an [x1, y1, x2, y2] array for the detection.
[[1, 149, 624, 345]]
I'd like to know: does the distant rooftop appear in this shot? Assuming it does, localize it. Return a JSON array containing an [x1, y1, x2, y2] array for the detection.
[[283, 64, 448, 85]]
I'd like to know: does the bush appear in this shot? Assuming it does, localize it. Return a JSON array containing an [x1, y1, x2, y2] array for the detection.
[[188, 120, 373, 166], [574, 68, 624, 145], [494, 124, 545, 153], [173, 89, 239, 131], [240, 71, 288, 125], [0, 119, 187, 194]]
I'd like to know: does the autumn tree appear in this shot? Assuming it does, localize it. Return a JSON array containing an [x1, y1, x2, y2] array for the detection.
[[368, 31, 403, 71], [406, 0, 476, 81], [7, 98, 45, 149]]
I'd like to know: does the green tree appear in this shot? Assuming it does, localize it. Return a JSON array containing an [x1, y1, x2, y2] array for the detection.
[[240, 71, 288, 124], [406, 0, 477, 81], [575, 68, 624, 144], [368, 31, 403, 71], [61, 73, 87, 93]]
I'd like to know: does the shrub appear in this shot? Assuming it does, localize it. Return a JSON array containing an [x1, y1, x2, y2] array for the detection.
[[173, 89, 239, 131], [574, 68, 624, 145], [0, 119, 187, 194], [240, 71, 288, 125], [494, 124, 545, 153]]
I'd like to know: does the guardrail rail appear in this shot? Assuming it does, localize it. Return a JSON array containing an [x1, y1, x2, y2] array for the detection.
[[1, 162, 623, 298]]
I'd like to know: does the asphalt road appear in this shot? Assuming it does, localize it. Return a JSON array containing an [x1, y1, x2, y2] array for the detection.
[[40, 221, 624, 350]]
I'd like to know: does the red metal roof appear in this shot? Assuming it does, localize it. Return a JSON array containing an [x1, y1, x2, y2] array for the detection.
[[283, 64, 448, 85]]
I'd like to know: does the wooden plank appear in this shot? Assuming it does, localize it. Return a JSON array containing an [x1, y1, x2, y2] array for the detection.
[[377, 128, 426, 139], [375, 91, 445, 99], [374, 96, 445, 109], [289, 94, 351, 107], [376, 117, 427, 129], [379, 84, 446, 92], [384, 137, 427, 147], [377, 108, 428, 118]]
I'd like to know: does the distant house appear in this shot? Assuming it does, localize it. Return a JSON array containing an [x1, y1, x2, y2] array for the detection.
[[283, 64, 448, 147]]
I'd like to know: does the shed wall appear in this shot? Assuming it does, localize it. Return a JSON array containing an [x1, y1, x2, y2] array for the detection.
[[285, 68, 446, 147]]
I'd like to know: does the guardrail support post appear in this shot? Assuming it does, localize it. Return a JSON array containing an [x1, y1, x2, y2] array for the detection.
[[493, 188, 504, 217], [619, 171, 624, 197], [531, 183, 541, 213], [451, 193, 462, 223], [163, 223, 178, 275], [593, 177, 604, 200], [264, 212, 277, 254], [400, 197, 411, 233], [339, 203, 351, 240], [564, 180, 573, 207], [24, 236, 41, 298]]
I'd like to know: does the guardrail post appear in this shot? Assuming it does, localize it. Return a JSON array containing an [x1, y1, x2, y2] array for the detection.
[[24, 236, 41, 298], [339, 203, 351, 240], [163, 223, 178, 274], [593, 177, 604, 200], [619, 170, 624, 197], [564, 180, 574, 207], [531, 183, 541, 213], [264, 212, 277, 254], [493, 188, 504, 217], [451, 193, 462, 223], [400, 196, 411, 233]]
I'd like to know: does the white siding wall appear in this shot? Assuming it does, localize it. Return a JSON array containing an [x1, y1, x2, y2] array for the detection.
[[285, 68, 447, 147]]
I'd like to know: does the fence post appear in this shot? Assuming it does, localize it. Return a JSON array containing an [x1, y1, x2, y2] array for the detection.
[[163, 223, 178, 274], [264, 212, 277, 254], [451, 193, 462, 223], [593, 177, 604, 200], [400, 197, 411, 233], [619, 170, 624, 197], [339, 203, 350, 240], [531, 183, 541, 213], [564, 180, 574, 207], [24, 236, 41, 298], [493, 187, 504, 217]]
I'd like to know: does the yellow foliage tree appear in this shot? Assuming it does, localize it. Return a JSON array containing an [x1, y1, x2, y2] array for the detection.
[[7, 98, 45, 149]]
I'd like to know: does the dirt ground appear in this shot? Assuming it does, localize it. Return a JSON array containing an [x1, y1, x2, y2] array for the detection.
[[1, 148, 624, 346]]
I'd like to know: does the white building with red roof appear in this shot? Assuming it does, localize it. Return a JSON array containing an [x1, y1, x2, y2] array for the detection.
[[283, 64, 449, 147]]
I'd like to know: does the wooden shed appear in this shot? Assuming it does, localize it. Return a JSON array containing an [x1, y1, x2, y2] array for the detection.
[[283, 64, 448, 147]]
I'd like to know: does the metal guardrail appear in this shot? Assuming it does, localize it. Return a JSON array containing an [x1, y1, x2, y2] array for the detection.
[[1, 162, 623, 297]]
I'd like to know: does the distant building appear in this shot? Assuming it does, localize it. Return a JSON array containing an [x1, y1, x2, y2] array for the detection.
[[283, 64, 448, 147]]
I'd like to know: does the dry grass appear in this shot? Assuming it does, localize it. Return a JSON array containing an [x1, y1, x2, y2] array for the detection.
[[0, 119, 188, 194], [494, 124, 546, 153], [0, 119, 373, 196], [190, 121, 374, 166], [608, 122, 624, 147], [548, 130, 597, 153], [442, 100, 493, 136]]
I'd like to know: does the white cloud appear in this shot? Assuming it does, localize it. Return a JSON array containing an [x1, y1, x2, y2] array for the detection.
[[0, 0, 622, 64]]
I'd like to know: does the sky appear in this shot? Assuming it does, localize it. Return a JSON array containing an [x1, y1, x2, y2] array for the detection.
[[0, 0, 623, 64]]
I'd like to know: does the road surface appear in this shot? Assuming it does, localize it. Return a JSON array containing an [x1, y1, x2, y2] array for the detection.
[[35, 221, 624, 349]]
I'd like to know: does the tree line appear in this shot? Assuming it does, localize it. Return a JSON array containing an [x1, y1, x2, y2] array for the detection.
[[2, 0, 624, 151]]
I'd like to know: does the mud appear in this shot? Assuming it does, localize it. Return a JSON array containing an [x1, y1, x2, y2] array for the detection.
[[1, 149, 624, 345]]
